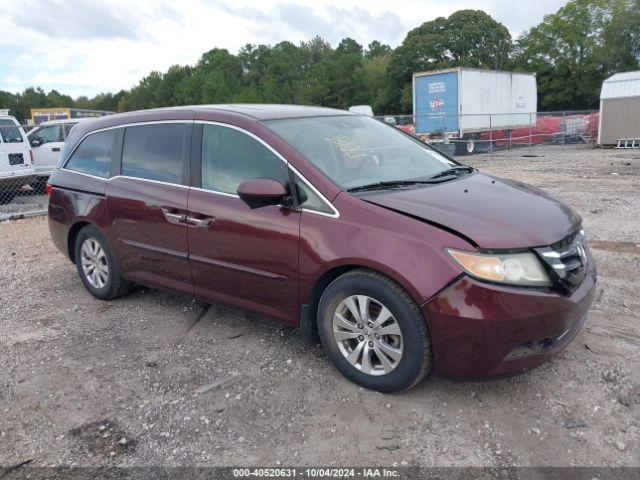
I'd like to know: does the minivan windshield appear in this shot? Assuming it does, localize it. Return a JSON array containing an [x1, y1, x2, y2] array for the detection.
[[266, 115, 459, 191]]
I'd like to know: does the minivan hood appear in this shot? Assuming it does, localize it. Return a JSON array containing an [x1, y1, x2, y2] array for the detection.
[[362, 172, 581, 249]]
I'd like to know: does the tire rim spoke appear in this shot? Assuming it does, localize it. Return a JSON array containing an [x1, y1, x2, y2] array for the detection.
[[361, 343, 373, 374], [346, 340, 365, 367], [356, 295, 370, 323], [333, 313, 358, 332], [343, 296, 362, 323], [373, 343, 395, 373], [333, 330, 361, 342], [373, 306, 392, 328], [377, 322, 401, 336], [375, 339, 402, 362]]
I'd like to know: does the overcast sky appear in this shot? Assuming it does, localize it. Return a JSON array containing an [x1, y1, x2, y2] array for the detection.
[[0, 0, 568, 98]]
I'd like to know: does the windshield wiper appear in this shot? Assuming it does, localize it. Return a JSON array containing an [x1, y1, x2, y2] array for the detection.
[[347, 180, 439, 193], [427, 165, 475, 180], [347, 166, 476, 193]]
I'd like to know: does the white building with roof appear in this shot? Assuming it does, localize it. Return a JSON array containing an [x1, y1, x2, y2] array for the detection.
[[598, 71, 640, 145]]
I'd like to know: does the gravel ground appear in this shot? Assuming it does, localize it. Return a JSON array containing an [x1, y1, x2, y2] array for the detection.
[[0, 145, 639, 469]]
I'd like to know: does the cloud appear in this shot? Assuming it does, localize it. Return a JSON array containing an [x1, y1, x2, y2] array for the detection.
[[217, 2, 406, 47], [478, 0, 568, 37], [3, 0, 142, 40]]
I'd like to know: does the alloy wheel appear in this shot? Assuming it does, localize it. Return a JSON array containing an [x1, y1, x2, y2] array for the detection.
[[332, 295, 403, 376], [80, 237, 109, 289]]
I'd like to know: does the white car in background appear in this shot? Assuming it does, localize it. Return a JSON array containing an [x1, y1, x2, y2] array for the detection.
[[0, 115, 35, 204], [28, 119, 84, 187]]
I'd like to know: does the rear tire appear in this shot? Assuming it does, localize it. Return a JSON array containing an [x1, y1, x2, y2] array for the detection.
[[317, 269, 432, 393], [74, 225, 134, 300]]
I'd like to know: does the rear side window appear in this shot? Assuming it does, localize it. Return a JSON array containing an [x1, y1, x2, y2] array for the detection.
[[122, 123, 189, 184], [0, 119, 23, 143], [201, 124, 288, 194], [65, 129, 116, 178]]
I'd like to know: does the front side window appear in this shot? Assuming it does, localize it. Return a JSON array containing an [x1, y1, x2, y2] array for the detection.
[[265, 115, 457, 191], [201, 124, 288, 195], [30, 125, 64, 146], [0, 119, 23, 143], [292, 172, 334, 215], [122, 123, 189, 184], [64, 129, 116, 178]]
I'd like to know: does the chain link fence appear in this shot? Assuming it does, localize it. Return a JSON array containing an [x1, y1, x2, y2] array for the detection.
[[0, 123, 50, 221], [376, 110, 600, 157]]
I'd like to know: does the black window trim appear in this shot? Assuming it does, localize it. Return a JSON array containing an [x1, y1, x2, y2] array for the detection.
[[61, 120, 194, 186], [59, 119, 339, 218]]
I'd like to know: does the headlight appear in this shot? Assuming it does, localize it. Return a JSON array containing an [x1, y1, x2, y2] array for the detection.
[[446, 248, 552, 287]]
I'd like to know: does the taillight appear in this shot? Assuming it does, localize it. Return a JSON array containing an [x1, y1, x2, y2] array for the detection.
[[46, 183, 53, 196]]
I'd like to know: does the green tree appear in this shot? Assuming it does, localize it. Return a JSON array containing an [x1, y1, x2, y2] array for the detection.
[[362, 53, 393, 113], [599, 0, 640, 74], [366, 41, 391, 58], [236, 41, 306, 103], [514, 0, 640, 110], [15, 87, 49, 122], [156, 65, 191, 106], [304, 38, 369, 109], [0, 91, 19, 119]]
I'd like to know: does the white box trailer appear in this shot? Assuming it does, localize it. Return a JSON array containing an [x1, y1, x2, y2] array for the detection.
[[413, 68, 537, 136]]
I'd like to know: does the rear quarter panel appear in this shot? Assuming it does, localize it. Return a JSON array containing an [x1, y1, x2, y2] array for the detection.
[[47, 169, 109, 260]]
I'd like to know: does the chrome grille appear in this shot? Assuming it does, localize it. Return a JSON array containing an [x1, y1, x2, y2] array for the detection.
[[535, 229, 587, 288]]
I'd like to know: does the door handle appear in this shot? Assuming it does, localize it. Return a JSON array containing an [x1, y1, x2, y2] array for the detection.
[[52, 147, 61, 152], [165, 212, 185, 221], [161, 207, 187, 224], [185, 216, 213, 228]]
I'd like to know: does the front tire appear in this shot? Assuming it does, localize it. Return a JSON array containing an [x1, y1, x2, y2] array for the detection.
[[74, 225, 134, 300], [317, 269, 432, 392]]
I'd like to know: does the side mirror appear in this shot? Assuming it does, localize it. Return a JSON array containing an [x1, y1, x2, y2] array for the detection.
[[237, 178, 287, 209], [30, 139, 42, 148]]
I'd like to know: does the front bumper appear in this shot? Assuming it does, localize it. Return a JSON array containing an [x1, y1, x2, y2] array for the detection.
[[422, 258, 596, 379]]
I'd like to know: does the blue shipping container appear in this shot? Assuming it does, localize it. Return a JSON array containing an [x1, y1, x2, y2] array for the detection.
[[414, 71, 459, 134]]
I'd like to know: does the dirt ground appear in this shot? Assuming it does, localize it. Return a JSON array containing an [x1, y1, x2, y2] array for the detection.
[[0, 145, 638, 469]]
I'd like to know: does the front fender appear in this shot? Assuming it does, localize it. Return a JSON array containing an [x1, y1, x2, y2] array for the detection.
[[299, 193, 472, 308]]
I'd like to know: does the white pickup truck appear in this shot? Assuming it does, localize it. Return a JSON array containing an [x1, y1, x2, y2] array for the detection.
[[27, 118, 84, 191], [0, 115, 35, 204]]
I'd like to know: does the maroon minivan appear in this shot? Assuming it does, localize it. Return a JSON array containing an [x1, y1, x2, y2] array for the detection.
[[48, 105, 596, 392]]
